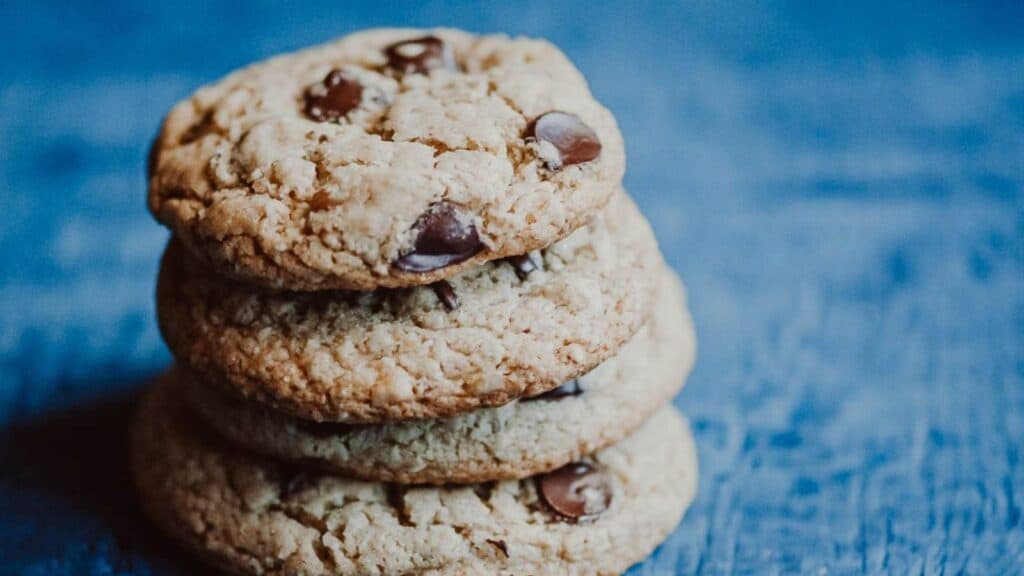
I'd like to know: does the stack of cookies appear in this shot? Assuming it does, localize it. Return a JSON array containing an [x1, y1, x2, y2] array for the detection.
[[135, 28, 698, 575]]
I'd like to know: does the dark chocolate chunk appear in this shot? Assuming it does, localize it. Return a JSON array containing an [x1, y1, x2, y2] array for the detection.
[[525, 379, 582, 402], [536, 462, 612, 521], [384, 36, 456, 74], [394, 202, 483, 272], [506, 253, 539, 280], [304, 69, 363, 122], [526, 111, 602, 169], [431, 280, 460, 311]]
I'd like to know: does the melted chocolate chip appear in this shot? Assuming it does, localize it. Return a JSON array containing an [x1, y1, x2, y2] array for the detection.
[[526, 112, 602, 169], [537, 462, 613, 521], [394, 202, 483, 272], [487, 539, 510, 557], [431, 280, 460, 311], [304, 69, 363, 122], [384, 36, 456, 74], [525, 380, 583, 402], [506, 253, 539, 280]]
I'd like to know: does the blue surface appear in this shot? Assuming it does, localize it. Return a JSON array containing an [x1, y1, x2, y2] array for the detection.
[[1, 1, 1023, 574]]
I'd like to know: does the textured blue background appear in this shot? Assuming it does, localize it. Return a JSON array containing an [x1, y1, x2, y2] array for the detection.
[[1, 1, 1023, 574]]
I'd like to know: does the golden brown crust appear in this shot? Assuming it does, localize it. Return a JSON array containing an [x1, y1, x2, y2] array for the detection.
[[185, 269, 695, 484], [148, 28, 625, 291], [133, 375, 697, 576], [157, 192, 661, 423]]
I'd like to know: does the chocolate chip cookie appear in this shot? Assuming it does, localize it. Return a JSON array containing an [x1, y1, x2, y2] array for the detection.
[[183, 268, 694, 484], [133, 373, 697, 576], [148, 28, 625, 291], [157, 191, 661, 423]]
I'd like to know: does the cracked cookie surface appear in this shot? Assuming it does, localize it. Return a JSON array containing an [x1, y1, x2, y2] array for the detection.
[[148, 27, 625, 291], [185, 269, 694, 484], [157, 192, 661, 423], [133, 374, 697, 576]]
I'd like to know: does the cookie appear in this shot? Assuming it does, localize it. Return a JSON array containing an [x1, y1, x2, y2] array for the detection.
[[157, 191, 661, 423], [184, 269, 694, 484], [148, 28, 625, 291], [133, 374, 698, 576]]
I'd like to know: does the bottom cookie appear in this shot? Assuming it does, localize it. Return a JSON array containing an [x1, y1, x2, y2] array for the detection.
[[132, 374, 698, 575]]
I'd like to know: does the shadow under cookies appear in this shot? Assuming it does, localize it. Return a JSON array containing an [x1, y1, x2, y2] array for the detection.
[[0, 376, 217, 575]]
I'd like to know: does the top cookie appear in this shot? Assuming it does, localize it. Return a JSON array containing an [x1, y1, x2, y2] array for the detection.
[[148, 28, 625, 291]]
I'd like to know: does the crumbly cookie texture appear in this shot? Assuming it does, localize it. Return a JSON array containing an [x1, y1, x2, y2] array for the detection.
[[133, 376, 697, 576], [148, 27, 625, 291], [157, 192, 661, 423], [185, 268, 694, 484]]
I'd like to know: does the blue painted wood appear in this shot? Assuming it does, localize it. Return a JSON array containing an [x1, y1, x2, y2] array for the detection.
[[1, 1, 1022, 574]]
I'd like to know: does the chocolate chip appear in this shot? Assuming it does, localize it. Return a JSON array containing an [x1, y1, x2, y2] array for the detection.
[[384, 36, 456, 74], [506, 253, 539, 280], [525, 380, 582, 402], [537, 462, 612, 521], [487, 539, 509, 557], [394, 202, 483, 272], [431, 280, 459, 311], [526, 112, 601, 169], [304, 69, 363, 122]]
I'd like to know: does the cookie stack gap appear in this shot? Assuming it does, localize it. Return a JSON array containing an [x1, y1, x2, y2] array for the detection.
[[137, 27, 698, 575]]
